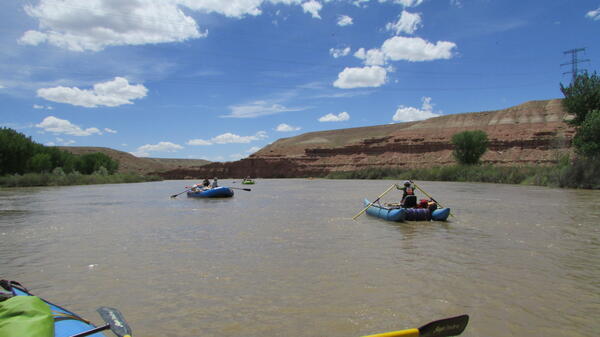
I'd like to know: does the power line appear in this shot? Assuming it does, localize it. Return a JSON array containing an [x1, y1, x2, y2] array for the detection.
[[561, 48, 590, 83]]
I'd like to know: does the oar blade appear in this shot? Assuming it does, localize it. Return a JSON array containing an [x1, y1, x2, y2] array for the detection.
[[97, 307, 132, 337], [419, 315, 469, 337]]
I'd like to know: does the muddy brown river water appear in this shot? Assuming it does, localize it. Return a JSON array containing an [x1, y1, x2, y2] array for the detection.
[[1, 179, 598, 336]]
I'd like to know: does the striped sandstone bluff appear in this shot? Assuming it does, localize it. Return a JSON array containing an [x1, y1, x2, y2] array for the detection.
[[159, 99, 574, 179]]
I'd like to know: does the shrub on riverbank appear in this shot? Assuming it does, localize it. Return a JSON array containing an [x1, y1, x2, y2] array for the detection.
[[324, 157, 599, 189], [0, 171, 162, 187]]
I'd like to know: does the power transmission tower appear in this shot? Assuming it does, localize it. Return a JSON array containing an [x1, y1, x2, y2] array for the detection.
[[561, 48, 590, 83]]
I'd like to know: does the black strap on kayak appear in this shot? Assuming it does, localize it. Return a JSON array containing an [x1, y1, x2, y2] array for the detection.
[[0, 279, 29, 293]]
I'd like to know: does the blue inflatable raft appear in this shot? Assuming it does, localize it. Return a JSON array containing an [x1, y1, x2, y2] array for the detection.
[[364, 199, 450, 221], [187, 186, 234, 198], [1, 280, 131, 337]]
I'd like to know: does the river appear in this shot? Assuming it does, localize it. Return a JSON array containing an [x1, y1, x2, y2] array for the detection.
[[1, 179, 598, 337]]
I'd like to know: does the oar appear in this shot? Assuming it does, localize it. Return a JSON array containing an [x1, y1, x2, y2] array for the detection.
[[170, 187, 194, 198], [409, 180, 453, 217], [229, 187, 251, 191], [363, 314, 469, 337], [97, 307, 132, 337], [353, 184, 397, 220]]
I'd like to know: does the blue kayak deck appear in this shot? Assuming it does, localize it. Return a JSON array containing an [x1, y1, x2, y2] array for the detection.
[[3, 281, 107, 337]]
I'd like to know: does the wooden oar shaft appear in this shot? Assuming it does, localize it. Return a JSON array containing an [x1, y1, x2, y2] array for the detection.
[[411, 182, 442, 207], [363, 328, 419, 337], [353, 184, 397, 220], [230, 187, 251, 191], [410, 181, 453, 217]]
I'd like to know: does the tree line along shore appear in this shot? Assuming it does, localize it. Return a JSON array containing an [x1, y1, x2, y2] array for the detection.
[[2, 72, 599, 189], [0, 127, 160, 188]]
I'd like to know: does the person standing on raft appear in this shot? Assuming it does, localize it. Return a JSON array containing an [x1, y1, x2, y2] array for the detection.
[[396, 181, 417, 207]]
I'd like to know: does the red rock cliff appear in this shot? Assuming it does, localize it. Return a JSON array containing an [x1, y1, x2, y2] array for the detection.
[[159, 99, 574, 179]]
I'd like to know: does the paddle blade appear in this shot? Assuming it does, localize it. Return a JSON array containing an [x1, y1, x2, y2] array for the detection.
[[419, 315, 469, 337], [97, 307, 132, 337]]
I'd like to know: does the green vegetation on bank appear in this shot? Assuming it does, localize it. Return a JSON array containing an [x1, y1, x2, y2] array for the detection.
[[451, 130, 489, 165], [324, 157, 600, 189], [0, 127, 161, 187], [561, 71, 600, 159]]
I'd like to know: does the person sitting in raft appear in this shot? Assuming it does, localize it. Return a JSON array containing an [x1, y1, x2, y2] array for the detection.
[[202, 178, 210, 189], [417, 199, 429, 209], [416, 198, 439, 212], [211, 177, 219, 188], [396, 181, 417, 208], [243, 175, 251, 182]]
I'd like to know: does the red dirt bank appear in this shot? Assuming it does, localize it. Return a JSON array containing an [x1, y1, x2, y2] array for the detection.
[[159, 99, 574, 179]]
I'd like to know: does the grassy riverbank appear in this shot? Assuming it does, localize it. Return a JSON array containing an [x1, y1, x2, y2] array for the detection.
[[0, 171, 162, 187], [325, 157, 600, 189]]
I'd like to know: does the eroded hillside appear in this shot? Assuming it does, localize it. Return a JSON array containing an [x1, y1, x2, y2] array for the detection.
[[159, 99, 574, 179]]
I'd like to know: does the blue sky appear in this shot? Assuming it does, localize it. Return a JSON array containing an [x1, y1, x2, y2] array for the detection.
[[1, 0, 598, 161]]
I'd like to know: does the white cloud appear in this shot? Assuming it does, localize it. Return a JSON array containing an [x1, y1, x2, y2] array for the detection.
[[187, 139, 212, 146], [247, 146, 262, 154], [276, 123, 301, 132], [36, 116, 102, 136], [178, 0, 262, 17], [187, 131, 268, 145], [21, 1, 436, 53], [229, 153, 244, 160], [212, 131, 268, 144], [353, 0, 370, 7], [131, 141, 183, 157], [392, 96, 441, 122], [386, 10, 422, 35], [302, 1, 323, 19], [318, 111, 350, 122], [19, 0, 205, 52], [381, 36, 456, 62], [337, 15, 353, 26], [104, 128, 117, 134], [330, 47, 351, 58], [55, 137, 76, 146], [33, 104, 53, 110], [19, 30, 47, 46], [37, 77, 147, 108], [224, 100, 305, 118], [0, 84, 5, 89], [333, 66, 387, 89], [586, 7, 600, 20], [450, 0, 463, 8], [382, 0, 424, 7], [354, 48, 385, 66]]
